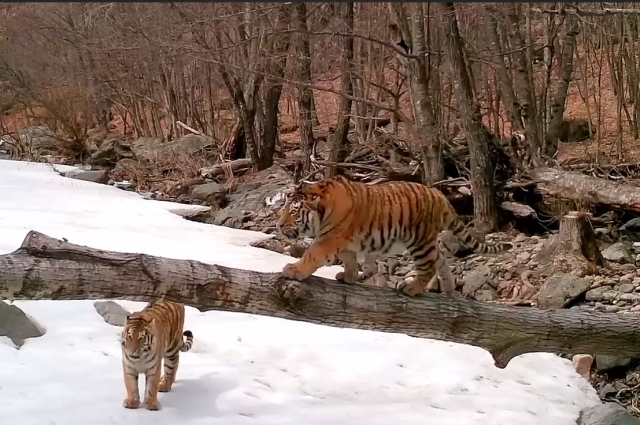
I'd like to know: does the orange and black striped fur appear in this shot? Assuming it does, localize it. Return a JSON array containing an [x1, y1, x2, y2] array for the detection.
[[277, 175, 512, 296], [121, 301, 194, 411]]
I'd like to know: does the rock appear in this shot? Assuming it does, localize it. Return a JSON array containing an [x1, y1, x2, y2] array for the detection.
[[572, 354, 593, 378], [190, 182, 226, 206], [90, 138, 136, 166], [618, 283, 636, 293], [514, 234, 528, 243], [595, 355, 632, 372], [537, 275, 591, 309], [0, 125, 59, 155], [211, 164, 293, 229], [0, 301, 46, 347], [94, 301, 131, 327], [113, 158, 139, 174], [586, 287, 609, 302], [602, 242, 634, 264], [597, 384, 618, 399], [64, 169, 109, 184], [132, 134, 215, 162], [461, 264, 498, 301], [577, 402, 640, 425], [620, 293, 640, 302]]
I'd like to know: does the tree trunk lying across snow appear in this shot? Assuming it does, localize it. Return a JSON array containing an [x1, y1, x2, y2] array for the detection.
[[533, 167, 640, 212], [4, 231, 640, 369]]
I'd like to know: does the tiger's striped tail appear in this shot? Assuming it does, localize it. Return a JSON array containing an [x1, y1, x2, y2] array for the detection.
[[442, 204, 512, 255], [180, 330, 194, 352]]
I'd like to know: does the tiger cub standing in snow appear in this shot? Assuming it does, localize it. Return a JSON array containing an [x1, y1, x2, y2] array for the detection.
[[120, 301, 194, 411]]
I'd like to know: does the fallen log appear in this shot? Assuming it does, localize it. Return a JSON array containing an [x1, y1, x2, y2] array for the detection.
[[200, 158, 252, 179], [3, 231, 640, 369], [533, 167, 640, 212]]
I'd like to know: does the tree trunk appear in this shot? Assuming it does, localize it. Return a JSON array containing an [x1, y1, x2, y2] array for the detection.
[[484, 9, 523, 134], [440, 2, 498, 232], [6, 231, 640, 369], [533, 167, 640, 213], [389, 3, 443, 184], [295, 2, 314, 173], [256, 6, 291, 171], [500, 4, 543, 163], [327, 2, 355, 178], [545, 13, 579, 156]]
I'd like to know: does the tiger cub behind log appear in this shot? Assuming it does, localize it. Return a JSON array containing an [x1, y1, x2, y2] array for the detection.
[[121, 300, 194, 411]]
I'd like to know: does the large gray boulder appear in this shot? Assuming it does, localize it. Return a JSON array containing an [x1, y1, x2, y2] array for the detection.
[[0, 301, 45, 348], [94, 301, 131, 327], [577, 403, 640, 425]]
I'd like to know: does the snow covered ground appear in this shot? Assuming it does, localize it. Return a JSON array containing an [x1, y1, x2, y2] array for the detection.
[[0, 158, 600, 424]]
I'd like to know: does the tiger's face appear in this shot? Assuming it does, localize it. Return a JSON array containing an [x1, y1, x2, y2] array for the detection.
[[121, 315, 156, 359], [276, 188, 321, 240]]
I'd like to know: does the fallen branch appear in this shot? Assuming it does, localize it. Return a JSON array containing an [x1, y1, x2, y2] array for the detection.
[[533, 167, 640, 213], [200, 158, 252, 179], [176, 121, 203, 136], [4, 231, 640, 368]]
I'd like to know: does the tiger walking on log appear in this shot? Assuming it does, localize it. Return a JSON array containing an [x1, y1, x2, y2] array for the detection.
[[276, 175, 512, 296], [121, 301, 194, 411]]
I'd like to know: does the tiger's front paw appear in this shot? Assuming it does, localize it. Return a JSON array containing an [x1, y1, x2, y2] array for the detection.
[[335, 271, 358, 284], [282, 263, 310, 281], [395, 277, 425, 297], [123, 397, 140, 409], [145, 398, 161, 411]]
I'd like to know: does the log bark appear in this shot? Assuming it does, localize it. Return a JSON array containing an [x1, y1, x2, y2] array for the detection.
[[533, 167, 640, 213], [5, 231, 640, 369]]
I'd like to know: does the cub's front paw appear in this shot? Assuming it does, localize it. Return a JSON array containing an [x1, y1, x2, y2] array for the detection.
[[282, 263, 309, 281], [145, 398, 161, 411], [123, 398, 140, 409], [158, 377, 172, 393]]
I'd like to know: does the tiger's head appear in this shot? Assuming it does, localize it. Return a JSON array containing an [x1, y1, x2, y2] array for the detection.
[[121, 313, 157, 359], [276, 180, 329, 239]]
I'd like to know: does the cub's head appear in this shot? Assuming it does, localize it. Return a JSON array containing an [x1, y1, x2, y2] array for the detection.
[[276, 180, 329, 239], [121, 313, 157, 358]]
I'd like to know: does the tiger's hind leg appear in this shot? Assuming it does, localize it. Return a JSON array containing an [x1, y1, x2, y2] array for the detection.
[[335, 250, 359, 284], [425, 248, 457, 296], [159, 349, 180, 393], [360, 253, 378, 281], [397, 238, 455, 297]]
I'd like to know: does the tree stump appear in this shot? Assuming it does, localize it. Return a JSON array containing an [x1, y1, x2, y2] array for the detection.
[[537, 211, 603, 309], [553, 211, 603, 274]]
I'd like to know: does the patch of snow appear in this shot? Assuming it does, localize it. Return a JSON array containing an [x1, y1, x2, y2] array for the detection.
[[265, 191, 286, 207], [0, 158, 601, 424]]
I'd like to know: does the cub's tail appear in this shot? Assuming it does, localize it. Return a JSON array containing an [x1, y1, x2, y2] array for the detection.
[[180, 330, 194, 352]]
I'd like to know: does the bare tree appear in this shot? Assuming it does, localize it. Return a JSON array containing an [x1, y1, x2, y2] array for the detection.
[[544, 9, 580, 157], [327, 2, 355, 178], [294, 2, 313, 173], [439, 2, 498, 232]]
